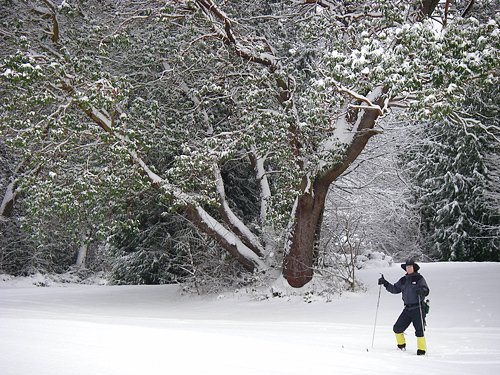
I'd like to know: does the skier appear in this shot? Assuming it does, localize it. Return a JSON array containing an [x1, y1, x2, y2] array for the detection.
[[378, 260, 429, 355]]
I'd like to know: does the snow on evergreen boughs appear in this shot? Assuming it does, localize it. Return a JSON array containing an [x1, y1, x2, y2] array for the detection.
[[1, 1, 499, 281]]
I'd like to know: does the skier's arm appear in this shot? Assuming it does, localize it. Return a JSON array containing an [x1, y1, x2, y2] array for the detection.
[[378, 275, 401, 294], [416, 277, 430, 297], [385, 279, 402, 294]]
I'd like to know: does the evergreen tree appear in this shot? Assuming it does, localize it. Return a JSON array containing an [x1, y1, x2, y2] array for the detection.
[[402, 117, 500, 261], [399, 0, 500, 262]]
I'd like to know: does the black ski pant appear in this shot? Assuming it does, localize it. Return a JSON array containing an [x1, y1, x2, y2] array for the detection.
[[393, 306, 426, 337]]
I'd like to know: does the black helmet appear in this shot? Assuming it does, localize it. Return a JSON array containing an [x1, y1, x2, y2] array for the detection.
[[401, 260, 420, 272]]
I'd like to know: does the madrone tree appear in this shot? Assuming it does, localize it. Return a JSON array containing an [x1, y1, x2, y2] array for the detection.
[[1, 1, 499, 287]]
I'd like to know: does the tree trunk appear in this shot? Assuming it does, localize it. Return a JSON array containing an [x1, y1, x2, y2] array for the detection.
[[0, 181, 15, 222], [0, 160, 30, 228], [284, 87, 387, 287], [420, 0, 440, 17], [190, 1, 438, 288], [284, 181, 329, 287], [75, 241, 88, 269], [75, 229, 90, 269]]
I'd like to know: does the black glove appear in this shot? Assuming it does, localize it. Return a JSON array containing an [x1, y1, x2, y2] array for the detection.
[[378, 276, 388, 286], [415, 287, 426, 296]]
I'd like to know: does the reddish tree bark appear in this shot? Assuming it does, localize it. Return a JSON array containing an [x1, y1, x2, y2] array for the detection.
[[283, 89, 387, 287]]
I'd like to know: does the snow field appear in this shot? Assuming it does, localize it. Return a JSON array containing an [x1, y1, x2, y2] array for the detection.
[[0, 262, 499, 374]]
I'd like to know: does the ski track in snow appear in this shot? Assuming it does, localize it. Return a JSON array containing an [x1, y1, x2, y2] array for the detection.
[[1, 262, 499, 374]]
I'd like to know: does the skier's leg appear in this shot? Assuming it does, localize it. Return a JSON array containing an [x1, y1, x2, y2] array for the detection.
[[395, 332, 406, 348], [417, 336, 426, 354], [411, 307, 426, 355], [411, 307, 425, 337], [393, 309, 411, 350]]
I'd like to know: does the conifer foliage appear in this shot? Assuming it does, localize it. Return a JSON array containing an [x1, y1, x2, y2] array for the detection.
[[402, 118, 500, 261]]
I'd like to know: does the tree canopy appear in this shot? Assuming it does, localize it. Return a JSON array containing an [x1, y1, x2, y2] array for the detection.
[[1, 1, 499, 286]]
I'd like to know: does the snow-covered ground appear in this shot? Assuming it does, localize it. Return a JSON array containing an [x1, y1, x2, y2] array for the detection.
[[1, 262, 499, 375]]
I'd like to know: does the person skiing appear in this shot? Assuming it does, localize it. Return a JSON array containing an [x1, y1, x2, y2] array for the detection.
[[378, 260, 430, 355]]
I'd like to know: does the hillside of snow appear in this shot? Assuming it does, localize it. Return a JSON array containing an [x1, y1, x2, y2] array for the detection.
[[1, 262, 499, 375]]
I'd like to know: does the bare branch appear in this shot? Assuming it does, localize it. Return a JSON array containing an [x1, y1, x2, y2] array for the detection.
[[41, 0, 59, 43], [461, 0, 475, 18]]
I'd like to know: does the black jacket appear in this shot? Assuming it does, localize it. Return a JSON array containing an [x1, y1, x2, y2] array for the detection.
[[385, 272, 429, 309]]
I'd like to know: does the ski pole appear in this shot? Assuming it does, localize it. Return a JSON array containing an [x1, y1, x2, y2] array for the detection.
[[371, 277, 383, 349], [418, 295, 428, 355]]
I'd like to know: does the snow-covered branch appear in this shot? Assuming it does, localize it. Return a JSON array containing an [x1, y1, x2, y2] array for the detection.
[[185, 205, 268, 272], [249, 148, 271, 224], [193, 0, 281, 70], [35, 0, 59, 43], [99, 15, 150, 47], [338, 86, 386, 116], [449, 111, 500, 143], [214, 164, 265, 257], [165, 60, 266, 260], [297, 0, 335, 9]]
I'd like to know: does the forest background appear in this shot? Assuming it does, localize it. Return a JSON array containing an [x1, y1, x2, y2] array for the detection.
[[1, 0, 499, 294]]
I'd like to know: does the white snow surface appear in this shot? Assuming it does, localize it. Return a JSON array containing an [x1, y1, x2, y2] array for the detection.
[[1, 262, 499, 375]]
